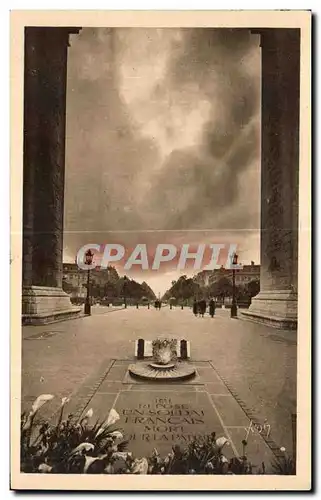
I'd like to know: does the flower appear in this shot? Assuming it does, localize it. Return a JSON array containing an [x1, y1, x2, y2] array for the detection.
[[131, 457, 148, 474], [113, 451, 132, 461], [221, 455, 229, 463], [31, 394, 54, 415], [280, 447, 286, 452], [70, 442, 94, 455], [61, 397, 70, 406], [216, 436, 230, 449], [38, 463, 52, 473], [96, 408, 120, 437], [84, 408, 93, 419], [106, 408, 120, 426], [109, 430, 123, 440], [164, 451, 174, 465]]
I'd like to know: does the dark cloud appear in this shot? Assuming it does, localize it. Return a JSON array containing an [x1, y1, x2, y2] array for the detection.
[[64, 28, 261, 284]]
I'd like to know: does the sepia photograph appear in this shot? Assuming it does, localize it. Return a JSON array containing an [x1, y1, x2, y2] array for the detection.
[[10, 10, 311, 491]]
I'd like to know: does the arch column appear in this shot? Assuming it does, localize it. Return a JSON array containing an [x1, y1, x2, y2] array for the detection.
[[242, 29, 300, 329], [22, 27, 82, 324]]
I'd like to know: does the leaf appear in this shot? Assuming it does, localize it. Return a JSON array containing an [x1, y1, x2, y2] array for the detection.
[[117, 440, 129, 452], [83, 456, 99, 473]]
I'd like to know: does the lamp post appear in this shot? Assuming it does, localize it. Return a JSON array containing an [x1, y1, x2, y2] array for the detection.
[[84, 249, 94, 315], [123, 276, 128, 308], [230, 253, 238, 318]]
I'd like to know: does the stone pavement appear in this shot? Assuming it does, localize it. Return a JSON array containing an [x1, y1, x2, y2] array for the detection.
[[21, 306, 296, 468]]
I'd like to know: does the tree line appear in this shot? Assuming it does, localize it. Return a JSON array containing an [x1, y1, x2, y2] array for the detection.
[[162, 275, 260, 306]]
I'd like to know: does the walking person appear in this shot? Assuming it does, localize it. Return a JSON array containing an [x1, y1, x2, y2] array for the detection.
[[199, 299, 206, 318], [209, 297, 216, 318], [193, 298, 198, 317]]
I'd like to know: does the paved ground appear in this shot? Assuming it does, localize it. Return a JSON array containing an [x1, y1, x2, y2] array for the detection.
[[21, 305, 296, 461]]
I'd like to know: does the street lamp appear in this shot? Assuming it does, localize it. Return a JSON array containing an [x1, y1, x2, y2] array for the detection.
[[123, 276, 128, 308], [230, 253, 238, 318], [84, 249, 94, 316]]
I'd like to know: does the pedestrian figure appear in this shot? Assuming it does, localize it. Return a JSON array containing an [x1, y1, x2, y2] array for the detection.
[[209, 298, 216, 318], [199, 299, 206, 318], [193, 299, 198, 317]]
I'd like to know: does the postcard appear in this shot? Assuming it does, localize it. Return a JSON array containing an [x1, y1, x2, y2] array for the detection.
[[10, 9, 311, 491]]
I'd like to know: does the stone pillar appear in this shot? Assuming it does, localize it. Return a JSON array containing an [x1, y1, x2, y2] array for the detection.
[[242, 29, 300, 330], [22, 27, 82, 324]]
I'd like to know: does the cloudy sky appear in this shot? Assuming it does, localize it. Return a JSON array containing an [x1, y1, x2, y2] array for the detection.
[[64, 28, 261, 295]]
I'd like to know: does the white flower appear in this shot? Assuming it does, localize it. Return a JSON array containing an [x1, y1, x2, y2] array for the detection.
[[61, 397, 70, 406], [221, 455, 229, 463], [31, 394, 54, 415], [164, 452, 174, 465], [107, 408, 120, 426], [84, 408, 93, 419], [109, 430, 123, 440], [38, 463, 52, 473], [131, 457, 148, 474], [113, 451, 132, 461], [280, 446, 286, 452], [216, 436, 230, 449], [95, 408, 120, 437], [70, 442, 94, 455]]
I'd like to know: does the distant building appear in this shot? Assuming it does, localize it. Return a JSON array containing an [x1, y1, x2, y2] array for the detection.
[[209, 262, 260, 287], [62, 263, 119, 297], [208, 266, 227, 285]]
